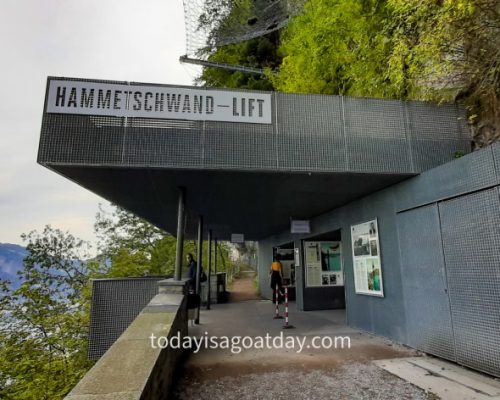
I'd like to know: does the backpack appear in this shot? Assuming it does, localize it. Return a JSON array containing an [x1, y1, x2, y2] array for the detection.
[[200, 271, 208, 283]]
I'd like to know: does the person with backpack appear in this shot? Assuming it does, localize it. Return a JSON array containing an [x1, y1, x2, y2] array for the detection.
[[186, 253, 207, 325], [187, 253, 207, 291], [269, 254, 284, 301]]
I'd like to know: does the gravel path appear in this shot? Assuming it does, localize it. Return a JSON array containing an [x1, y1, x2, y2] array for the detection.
[[173, 363, 436, 400], [229, 270, 261, 302], [172, 275, 434, 400]]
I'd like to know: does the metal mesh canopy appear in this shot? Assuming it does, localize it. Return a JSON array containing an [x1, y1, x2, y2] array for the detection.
[[183, 0, 302, 56], [38, 77, 470, 240]]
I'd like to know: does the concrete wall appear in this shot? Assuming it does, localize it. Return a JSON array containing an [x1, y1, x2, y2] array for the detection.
[[258, 142, 500, 377], [65, 280, 189, 400]]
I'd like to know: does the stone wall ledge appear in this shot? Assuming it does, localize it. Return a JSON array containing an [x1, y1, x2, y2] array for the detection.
[[65, 280, 189, 400]]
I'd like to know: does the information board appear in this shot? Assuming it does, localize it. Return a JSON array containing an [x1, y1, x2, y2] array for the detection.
[[304, 241, 343, 287], [351, 219, 384, 297]]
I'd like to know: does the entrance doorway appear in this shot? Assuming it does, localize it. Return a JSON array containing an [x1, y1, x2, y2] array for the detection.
[[301, 229, 346, 311], [273, 242, 296, 300]]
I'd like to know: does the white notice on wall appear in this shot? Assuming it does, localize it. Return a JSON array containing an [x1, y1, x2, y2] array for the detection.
[[231, 233, 245, 243], [351, 219, 384, 297]]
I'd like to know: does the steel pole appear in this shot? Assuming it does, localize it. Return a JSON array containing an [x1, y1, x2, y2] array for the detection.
[[214, 238, 218, 275], [174, 187, 185, 281], [195, 215, 203, 324], [206, 230, 212, 310]]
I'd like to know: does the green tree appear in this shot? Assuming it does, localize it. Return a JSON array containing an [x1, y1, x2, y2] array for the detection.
[[94, 204, 197, 278], [0, 226, 95, 400], [271, 0, 393, 96], [198, 34, 280, 90], [0, 209, 236, 399], [386, 0, 499, 147], [196, 0, 282, 89], [274, 0, 499, 147]]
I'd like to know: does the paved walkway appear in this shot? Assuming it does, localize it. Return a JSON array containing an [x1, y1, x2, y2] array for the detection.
[[171, 272, 436, 399], [375, 358, 500, 400], [172, 272, 500, 399]]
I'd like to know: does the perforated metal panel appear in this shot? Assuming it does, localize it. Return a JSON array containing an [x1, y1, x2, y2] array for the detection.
[[439, 189, 500, 377], [396, 146, 497, 212], [259, 148, 500, 378], [38, 114, 125, 165], [492, 142, 500, 184], [204, 120, 275, 169], [124, 121, 204, 168], [39, 77, 470, 175], [88, 277, 164, 360], [275, 93, 346, 171], [344, 97, 412, 173], [407, 101, 470, 171], [396, 205, 456, 360]]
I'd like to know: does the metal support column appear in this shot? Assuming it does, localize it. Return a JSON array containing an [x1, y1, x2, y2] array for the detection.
[[174, 187, 185, 281], [207, 230, 212, 310], [214, 238, 218, 274], [195, 215, 203, 324]]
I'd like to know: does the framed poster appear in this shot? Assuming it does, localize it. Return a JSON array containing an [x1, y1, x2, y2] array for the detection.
[[351, 219, 384, 297], [304, 241, 344, 287]]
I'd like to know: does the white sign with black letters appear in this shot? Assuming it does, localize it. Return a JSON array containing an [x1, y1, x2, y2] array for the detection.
[[291, 220, 311, 234], [46, 79, 272, 124], [231, 233, 245, 243]]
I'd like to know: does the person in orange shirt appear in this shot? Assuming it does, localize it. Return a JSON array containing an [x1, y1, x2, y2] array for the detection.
[[269, 254, 284, 300]]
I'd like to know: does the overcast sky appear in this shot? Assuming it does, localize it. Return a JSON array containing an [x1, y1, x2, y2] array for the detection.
[[0, 0, 199, 246]]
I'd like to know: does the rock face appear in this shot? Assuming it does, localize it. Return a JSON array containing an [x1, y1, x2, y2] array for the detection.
[[473, 117, 500, 150]]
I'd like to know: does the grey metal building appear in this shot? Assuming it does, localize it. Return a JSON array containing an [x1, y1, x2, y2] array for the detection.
[[259, 144, 500, 378], [39, 77, 500, 378], [39, 77, 469, 239]]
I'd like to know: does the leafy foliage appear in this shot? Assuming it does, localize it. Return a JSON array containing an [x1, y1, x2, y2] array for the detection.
[[271, 0, 393, 96], [200, 0, 499, 146], [198, 35, 280, 90], [0, 208, 208, 398], [273, 0, 499, 147], [0, 209, 240, 399], [195, 0, 282, 89], [0, 227, 95, 399], [94, 204, 197, 278], [94, 204, 237, 279]]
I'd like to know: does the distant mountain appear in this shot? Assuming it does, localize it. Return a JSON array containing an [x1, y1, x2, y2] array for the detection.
[[0, 243, 27, 288]]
